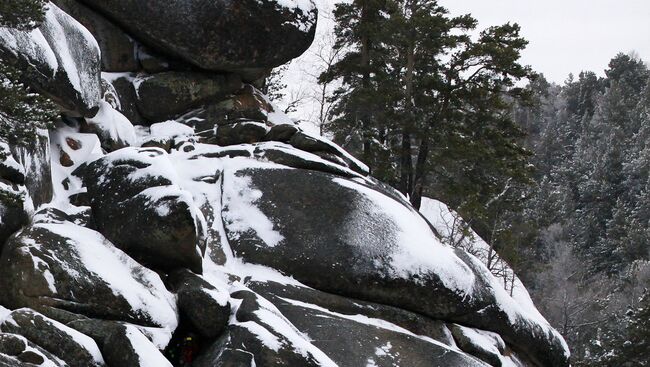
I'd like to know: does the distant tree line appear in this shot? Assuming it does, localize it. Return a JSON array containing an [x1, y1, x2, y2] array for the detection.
[[513, 53, 649, 366]]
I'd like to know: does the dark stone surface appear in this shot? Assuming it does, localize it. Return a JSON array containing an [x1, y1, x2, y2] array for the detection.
[[77, 0, 317, 72], [0, 193, 28, 250], [252, 143, 358, 177], [450, 324, 505, 367], [168, 269, 231, 339], [195, 290, 324, 367], [0, 333, 64, 367], [0, 212, 176, 328], [52, 0, 139, 72], [74, 148, 204, 273], [288, 132, 370, 175], [104, 74, 145, 124], [248, 282, 487, 367], [134, 72, 242, 122], [0, 3, 101, 116], [213, 121, 270, 146], [0, 309, 104, 367], [68, 319, 161, 367], [222, 167, 569, 367], [264, 123, 300, 142], [248, 281, 457, 347], [9, 132, 53, 207]]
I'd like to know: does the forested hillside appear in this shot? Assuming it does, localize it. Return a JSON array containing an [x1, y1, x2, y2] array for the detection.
[[513, 54, 650, 365]]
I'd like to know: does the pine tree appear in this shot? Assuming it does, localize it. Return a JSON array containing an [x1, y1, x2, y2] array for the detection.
[[0, 0, 47, 30], [322, 0, 534, 213]]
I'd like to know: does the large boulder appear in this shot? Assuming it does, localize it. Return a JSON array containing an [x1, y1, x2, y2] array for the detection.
[[0, 209, 178, 329], [0, 3, 101, 116], [221, 165, 570, 367], [0, 308, 105, 367], [52, 0, 139, 72], [133, 71, 242, 122], [77, 0, 317, 72], [167, 269, 230, 339], [0, 333, 66, 366], [68, 319, 172, 367], [74, 147, 206, 273], [245, 282, 489, 367]]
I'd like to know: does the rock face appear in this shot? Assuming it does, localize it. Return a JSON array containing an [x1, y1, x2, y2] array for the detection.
[[0, 309, 105, 367], [77, 0, 318, 72], [0, 2, 571, 367], [74, 148, 206, 274], [0, 3, 101, 116], [134, 72, 243, 122], [0, 209, 178, 329]]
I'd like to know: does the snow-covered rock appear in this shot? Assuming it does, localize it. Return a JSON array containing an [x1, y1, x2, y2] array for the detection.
[[0, 2, 101, 116], [74, 147, 206, 273], [83, 100, 136, 152], [0, 308, 105, 367], [0, 209, 178, 330], [0, 2, 570, 366], [77, 0, 318, 72], [220, 164, 568, 366], [0, 332, 66, 366]]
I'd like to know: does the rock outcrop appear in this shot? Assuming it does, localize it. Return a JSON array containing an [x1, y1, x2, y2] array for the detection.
[[0, 1, 570, 366], [0, 3, 101, 116], [76, 0, 318, 72]]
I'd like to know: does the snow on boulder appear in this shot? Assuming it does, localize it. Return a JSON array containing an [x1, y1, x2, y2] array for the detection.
[[221, 164, 569, 366], [6, 130, 53, 207], [0, 209, 178, 330], [74, 147, 206, 273], [245, 280, 489, 367], [0, 308, 105, 367], [77, 0, 317, 72], [82, 100, 137, 152], [0, 2, 101, 116], [68, 319, 172, 367], [196, 288, 338, 367], [0, 332, 66, 366]]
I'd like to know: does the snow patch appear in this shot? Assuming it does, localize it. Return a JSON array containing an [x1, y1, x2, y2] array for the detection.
[[38, 220, 178, 330], [86, 100, 137, 147], [333, 178, 476, 295], [222, 162, 286, 248], [125, 325, 173, 367]]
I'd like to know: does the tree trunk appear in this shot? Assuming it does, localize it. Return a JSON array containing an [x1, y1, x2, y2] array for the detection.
[[411, 137, 429, 209], [360, 0, 372, 161], [400, 35, 416, 196], [400, 129, 413, 195]]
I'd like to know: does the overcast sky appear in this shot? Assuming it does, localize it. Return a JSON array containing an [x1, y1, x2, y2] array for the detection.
[[438, 0, 650, 83]]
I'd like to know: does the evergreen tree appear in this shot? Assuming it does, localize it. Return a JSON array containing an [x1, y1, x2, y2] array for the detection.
[[322, 0, 534, 214], [0, 0, 47, 30]]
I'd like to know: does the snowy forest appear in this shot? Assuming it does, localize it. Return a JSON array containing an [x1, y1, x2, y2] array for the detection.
[[271, 1, 650, 365], [0, 0, 647, 366]]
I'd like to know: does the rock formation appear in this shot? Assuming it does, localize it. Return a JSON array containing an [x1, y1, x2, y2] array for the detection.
[[0, 1, 570, 366]]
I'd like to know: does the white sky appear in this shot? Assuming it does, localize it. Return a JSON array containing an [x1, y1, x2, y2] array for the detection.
[[438, 0, 650, 83], [282, 0, 650, 127]]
